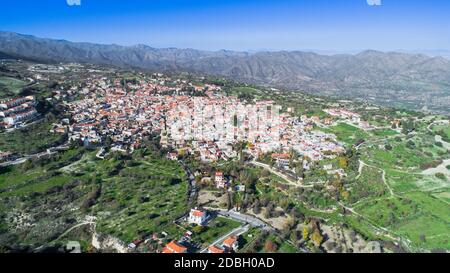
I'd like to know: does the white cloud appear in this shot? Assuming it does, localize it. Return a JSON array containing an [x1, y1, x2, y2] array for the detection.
[[367, 0, 382, 6], [66, 0, 81, 6]]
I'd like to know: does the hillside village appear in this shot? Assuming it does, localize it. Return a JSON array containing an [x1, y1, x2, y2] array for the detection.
[[53, 75, 345, 165], [0, 61, 449, 254]]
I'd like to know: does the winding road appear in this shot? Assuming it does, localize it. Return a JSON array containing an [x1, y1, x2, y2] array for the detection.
[[56, 221, 96, 241], [205, 207, 274, 231], [179, 160, 198, 204], [0, 143, 70, 168]]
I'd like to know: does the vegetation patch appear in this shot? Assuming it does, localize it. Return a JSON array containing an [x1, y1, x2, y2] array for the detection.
[[0, 76, 27, 98], [355, 192, 450, 250], [0, 114, 66, 155], [324, 123, 368, 145], [93, 151, 189, 243], [190, 216, 241, 247], [349, 165, 387, 203]]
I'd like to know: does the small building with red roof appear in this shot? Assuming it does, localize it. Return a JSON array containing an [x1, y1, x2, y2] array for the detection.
[[162, 240, 188, 254], [208, 245, 225, 254], [188, 208, 209, 226], [222, 235, 239, 252]]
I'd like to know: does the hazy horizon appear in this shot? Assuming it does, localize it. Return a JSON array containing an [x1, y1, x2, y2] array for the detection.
[[1, 0, 450, 53], [3, 30, 450, 60]]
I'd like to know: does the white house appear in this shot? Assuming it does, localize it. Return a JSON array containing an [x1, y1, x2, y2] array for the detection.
[[188, 208, 208, 226], [215, 172, 229, 189]]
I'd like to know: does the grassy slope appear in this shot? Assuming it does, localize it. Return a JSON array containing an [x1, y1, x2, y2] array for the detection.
[[0, 76, 27, 98], [0, 148, 190, 248], [0, 115, 64, 155], [347, 125, 450, 250]]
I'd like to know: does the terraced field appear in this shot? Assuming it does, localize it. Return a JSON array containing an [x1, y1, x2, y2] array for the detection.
[[0, 147, 190, 250]]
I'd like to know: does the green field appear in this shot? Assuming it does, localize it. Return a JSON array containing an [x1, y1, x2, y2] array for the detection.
[[362, 134, 447, 171], [226, 86, 267, 101], [385, 169, 422, 193], [371, 128, 399, 137], [355, 192, 450, 250], [324, 123, 369, 145], [0, 114, 66, 155], [91, 152, 189, 243], [432, 124, 450, 140], [350, 164, 387, 203], [239, 227, 263, 253], [191, 216, 242, 247], [348, 124, 450, 250], [0, 76, 27, 97], [0, 148, 87, 198]]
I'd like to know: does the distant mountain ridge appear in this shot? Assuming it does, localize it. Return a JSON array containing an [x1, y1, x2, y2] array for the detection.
[[1, 31, 450, 114]]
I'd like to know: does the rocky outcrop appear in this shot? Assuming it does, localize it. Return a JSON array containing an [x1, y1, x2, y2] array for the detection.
[[91, 232, 128, 253]]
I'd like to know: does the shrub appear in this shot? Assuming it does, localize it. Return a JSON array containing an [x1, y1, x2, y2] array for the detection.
[[311, 229, 324, 246], [263, 239, 278, 252], [192, 225, 205, 234], [435, 173, 447, 180], [81, 185, 102, 212]]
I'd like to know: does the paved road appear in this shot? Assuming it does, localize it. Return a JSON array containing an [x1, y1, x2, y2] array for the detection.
[[209, 209, 310, 253], [179, 160, 198, 204], [0, 151, 55, 167], [96, 148, 106, 159], [200, 224, 249, 253], [0, 143, 70, 167], [205, 207, 274, 231]]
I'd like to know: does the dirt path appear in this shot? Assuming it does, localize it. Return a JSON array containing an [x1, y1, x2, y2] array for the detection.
[[250, 160, 313, 189], [338, 202, 405, 244], [358, 160, 395, 197], [56, 221, 95, 241], [356, 160, 364, 180], [427, 120, 450, 151]]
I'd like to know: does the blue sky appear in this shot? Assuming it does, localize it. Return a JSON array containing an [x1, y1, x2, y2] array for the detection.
[[1, 0, 450, 51]]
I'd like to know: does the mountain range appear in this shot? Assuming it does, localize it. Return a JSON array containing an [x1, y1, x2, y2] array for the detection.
[[1, 31, 450, 114]]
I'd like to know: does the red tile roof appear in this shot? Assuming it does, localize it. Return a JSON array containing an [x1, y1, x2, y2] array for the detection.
[[191, 209, 205, 218], [208, 245, 225, 254], [223, 236, 237, 248], [271, 153, 291, 159], [162, 240, 187, 254]]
